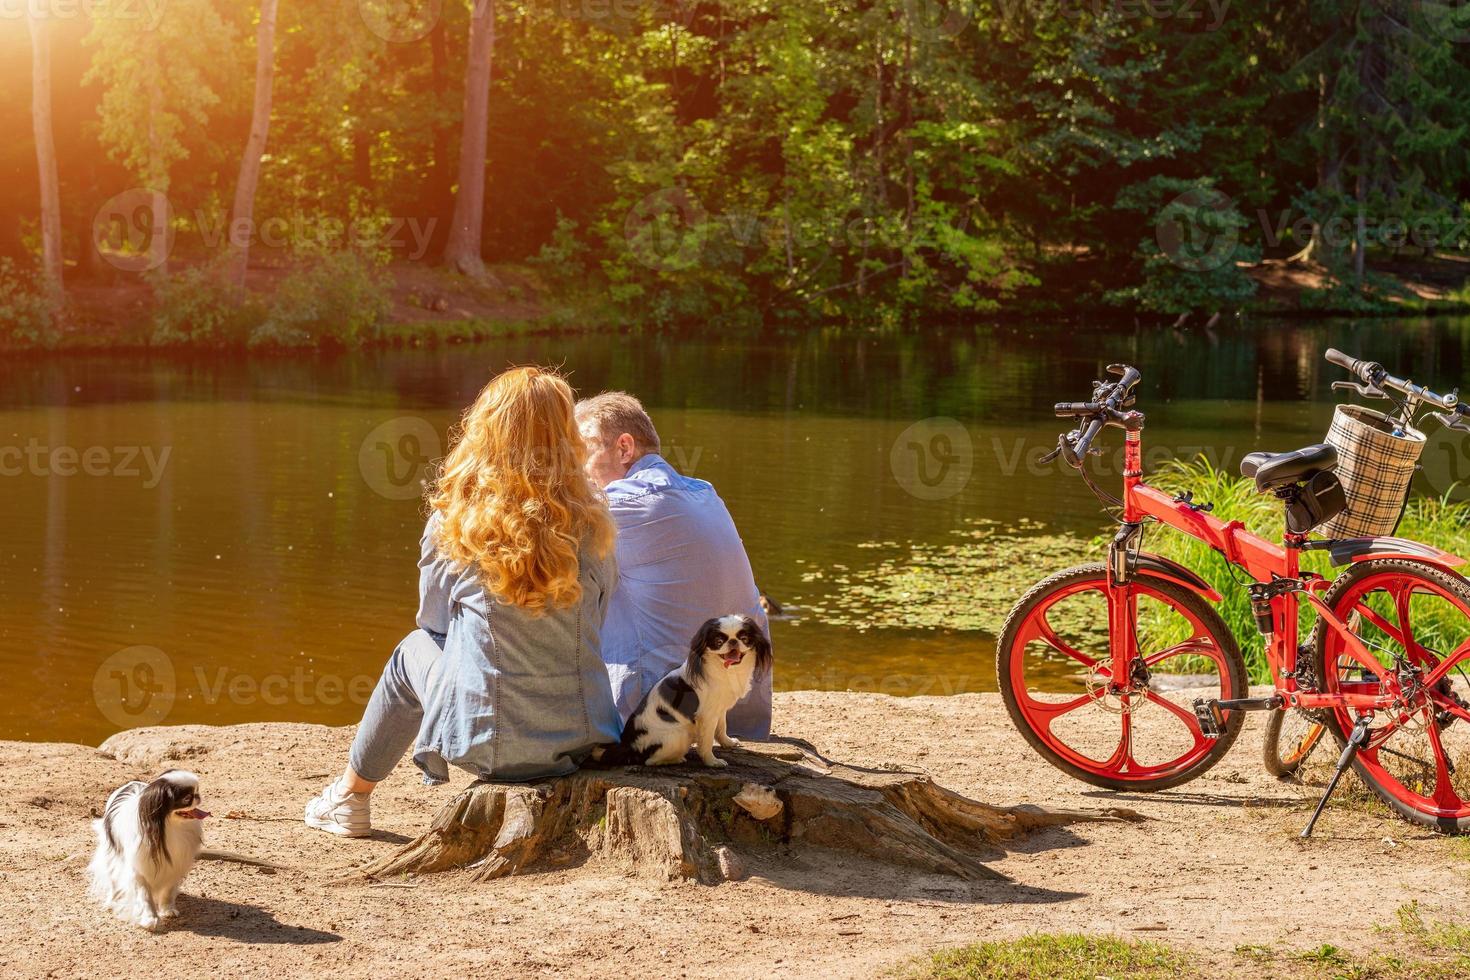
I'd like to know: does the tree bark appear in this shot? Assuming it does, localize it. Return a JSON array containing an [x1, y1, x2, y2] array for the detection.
[[349, 741, 1143, 885], [443, 0, 496, 278], [146, 44, 169, 278], [27, 9, 64, 305], [227, 0, 280, 287], [418, 18, 454, 260]]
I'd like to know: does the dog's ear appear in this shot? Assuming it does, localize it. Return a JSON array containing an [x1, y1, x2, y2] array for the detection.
[[686, 618, 722, 685], [746, 616, 773, 677], [137, 777, 175, 864]]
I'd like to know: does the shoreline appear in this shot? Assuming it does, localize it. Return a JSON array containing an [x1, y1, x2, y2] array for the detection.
[[7, 257, 1470, 356]]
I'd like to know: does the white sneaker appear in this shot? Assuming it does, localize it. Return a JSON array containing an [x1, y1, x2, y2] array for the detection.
[[303, 778, 372, 838]]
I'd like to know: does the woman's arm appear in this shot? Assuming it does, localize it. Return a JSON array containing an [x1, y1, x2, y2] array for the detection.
[[415, 514, 456, 634]]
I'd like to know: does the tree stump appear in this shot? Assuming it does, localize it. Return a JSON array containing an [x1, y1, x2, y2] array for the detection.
[[352, 741, 1143, 885]]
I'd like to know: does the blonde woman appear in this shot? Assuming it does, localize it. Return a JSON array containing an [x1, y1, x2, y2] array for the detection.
[[305, 367, 620, 837]]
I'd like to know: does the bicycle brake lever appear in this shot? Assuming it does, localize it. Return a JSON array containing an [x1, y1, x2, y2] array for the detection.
[[1332, 380, 1388, 399], [1431, 412, 1470, 434], [1038, 444, 1062, 465]]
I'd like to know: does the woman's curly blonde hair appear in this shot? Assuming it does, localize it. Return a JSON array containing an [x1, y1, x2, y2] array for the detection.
[[427, 366, 614, 614]]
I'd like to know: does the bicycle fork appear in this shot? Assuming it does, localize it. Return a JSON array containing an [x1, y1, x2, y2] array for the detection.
[[1300, 713, 1374, 839]]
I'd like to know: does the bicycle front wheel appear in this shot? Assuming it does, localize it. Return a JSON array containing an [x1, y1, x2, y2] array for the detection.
[[997, 563, 1248, 791], [1313, 558, 1470, 832]]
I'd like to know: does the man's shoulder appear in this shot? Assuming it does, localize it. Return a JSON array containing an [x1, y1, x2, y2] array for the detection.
[[606, 456, 716, 505]]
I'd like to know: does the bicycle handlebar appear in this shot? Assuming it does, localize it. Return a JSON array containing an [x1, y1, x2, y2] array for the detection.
[[1324, 348, 1461, 413], [1055, 363, 1142, 466]]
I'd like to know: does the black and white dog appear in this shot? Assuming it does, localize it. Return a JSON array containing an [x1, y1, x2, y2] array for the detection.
[[87, 770, 210, 930], [605, 615, 772, 768]]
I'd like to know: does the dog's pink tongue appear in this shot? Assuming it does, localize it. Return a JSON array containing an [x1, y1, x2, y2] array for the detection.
[[722, 654, 740, 667], [181, 808, 210, 820]]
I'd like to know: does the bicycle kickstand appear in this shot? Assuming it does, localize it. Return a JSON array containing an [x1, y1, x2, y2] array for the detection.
[[1300, 714, 1373, 839]]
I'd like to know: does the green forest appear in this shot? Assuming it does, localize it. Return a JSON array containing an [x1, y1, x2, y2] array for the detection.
[[6, 0, 1470, 347]]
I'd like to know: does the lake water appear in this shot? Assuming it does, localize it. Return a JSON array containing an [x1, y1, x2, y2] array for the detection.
[[5, 317, 1470, 744]]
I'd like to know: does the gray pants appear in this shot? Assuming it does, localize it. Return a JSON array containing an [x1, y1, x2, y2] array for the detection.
[[348, 630, 443, 783]]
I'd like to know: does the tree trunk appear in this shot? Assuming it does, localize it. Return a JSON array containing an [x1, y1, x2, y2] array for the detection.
[[443, 0, 496, 278], [419, 18, 454, 260], [228, 0, 280, 287], [27, 10, 64, 306], [146, 46, 169, 278], [349, 741, 1143, 885]]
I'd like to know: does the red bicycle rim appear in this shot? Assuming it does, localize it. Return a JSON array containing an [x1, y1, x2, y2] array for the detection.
[[1007, 576, 1236, 783], [1322, 570, 1470, 821]]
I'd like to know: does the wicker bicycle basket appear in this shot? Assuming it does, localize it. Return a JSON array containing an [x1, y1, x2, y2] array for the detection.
[[1318, 404, 1424, 538]]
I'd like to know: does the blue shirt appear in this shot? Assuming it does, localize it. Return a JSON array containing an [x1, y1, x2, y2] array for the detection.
[[601, 454, 771, 739]]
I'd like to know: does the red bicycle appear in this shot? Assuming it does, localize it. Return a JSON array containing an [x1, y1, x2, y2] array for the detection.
[[997, 356, 1470, 834]]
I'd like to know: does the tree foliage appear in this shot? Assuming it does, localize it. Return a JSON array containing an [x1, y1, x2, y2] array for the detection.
[[5, 0, 1470, 330]]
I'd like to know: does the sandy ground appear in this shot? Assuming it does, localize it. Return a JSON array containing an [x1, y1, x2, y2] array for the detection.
[[2, 691, 1468, 979]]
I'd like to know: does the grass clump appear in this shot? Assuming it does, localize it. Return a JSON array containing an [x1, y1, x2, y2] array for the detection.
[[1226, 903, 1470, 979], [900, 933, 1190, 980]]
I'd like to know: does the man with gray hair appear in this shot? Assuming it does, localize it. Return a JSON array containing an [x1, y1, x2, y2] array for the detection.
[[575, 391, 771, 739]]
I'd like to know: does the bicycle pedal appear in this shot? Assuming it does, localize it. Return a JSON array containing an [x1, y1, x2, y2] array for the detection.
[[1192, 698, 1225, 738]]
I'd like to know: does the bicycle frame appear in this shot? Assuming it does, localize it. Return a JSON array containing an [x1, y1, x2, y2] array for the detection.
[[1113, 426, 1465, 715]]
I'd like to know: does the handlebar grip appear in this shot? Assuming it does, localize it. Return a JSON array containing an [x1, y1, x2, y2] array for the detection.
[[1325, 348, 1378, 383], [1070, 417, 1106, 464], [1055, 402, 1100, 417], [1106, 364, 1142, 401]]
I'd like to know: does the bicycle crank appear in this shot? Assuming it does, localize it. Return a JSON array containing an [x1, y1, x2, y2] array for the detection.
[[1192, 695, 1282, 738]]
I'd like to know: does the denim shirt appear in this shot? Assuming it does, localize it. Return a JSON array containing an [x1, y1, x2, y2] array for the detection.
[[410, 515, 623, 783], [601, 454, 771, 739]]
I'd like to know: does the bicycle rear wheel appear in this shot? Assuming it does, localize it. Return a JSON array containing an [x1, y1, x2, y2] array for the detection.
[[1313, 559, 1470, 832], [1262, 707, 1327, 778], [997, 563, 1248, 791]]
